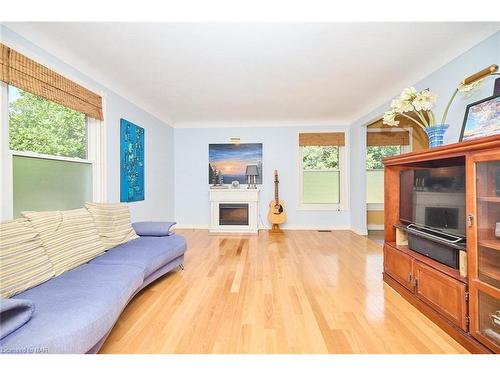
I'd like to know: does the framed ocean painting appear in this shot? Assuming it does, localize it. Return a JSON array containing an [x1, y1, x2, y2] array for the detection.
[[460, 94, 500, 141], [120, 119, 145, 202], [209, 143, 263, 185]]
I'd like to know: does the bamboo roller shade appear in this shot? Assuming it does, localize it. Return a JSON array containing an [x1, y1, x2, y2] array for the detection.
[[367, 131, 409, 146], [0, 43, 103, 120], [299, 132, 345, 146]]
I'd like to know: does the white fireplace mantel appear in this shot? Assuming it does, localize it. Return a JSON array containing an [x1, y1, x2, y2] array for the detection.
[[209, 188, 259, 234]]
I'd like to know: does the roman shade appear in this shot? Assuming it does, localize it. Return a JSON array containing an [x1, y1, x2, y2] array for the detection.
[[299, 132, 345, 146], [367, 131, 410, 146], [0, 43, 103, 120]]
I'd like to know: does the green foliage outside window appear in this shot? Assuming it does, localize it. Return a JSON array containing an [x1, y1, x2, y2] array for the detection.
[[366, 145, 401, 170], [9, 87, 87, 159], [302, 146, 339, 170]]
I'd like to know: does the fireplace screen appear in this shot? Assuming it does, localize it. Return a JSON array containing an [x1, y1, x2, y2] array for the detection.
[[219, 203, 249, 226]]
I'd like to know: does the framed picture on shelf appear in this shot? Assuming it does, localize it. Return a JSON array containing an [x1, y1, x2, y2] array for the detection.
[[459, 94, 500, 142]]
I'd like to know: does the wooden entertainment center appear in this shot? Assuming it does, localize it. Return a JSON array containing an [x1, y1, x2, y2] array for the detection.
[[383, 134, 500, 354]]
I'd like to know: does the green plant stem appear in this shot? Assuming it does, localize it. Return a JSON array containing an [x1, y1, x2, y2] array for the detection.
[[414, 110, 429, 127], [428, 110, 436, 126], [441, 88, 458, 125], [400, 113, 427, 131]]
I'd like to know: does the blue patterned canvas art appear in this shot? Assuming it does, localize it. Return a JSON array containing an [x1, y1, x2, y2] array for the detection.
[[120, 119, 145, 202]]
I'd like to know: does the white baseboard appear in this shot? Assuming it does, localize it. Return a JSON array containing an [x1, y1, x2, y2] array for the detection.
[[351, 226, 369, 236], [174, 224, 209, 229], [175, 223, 364, 233]]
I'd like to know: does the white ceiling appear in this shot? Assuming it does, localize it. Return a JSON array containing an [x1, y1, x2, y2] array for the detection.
[[3, 22, 499, 127]]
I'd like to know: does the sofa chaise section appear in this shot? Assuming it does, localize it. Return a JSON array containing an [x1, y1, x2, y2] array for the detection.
[[0, 218, 187, 354], [90, 234, 186, 278], [0, 263, 144, 354]]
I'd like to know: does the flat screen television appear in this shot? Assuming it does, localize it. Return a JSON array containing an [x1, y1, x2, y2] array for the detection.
[[400, 166, 466, 237]]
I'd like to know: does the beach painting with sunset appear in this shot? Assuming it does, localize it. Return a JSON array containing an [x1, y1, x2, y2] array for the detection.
[[209, 143, 263, 185]]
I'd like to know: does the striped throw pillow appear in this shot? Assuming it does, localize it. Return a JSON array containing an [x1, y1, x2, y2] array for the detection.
[[22, 208, 106, 276], [0, 218, 55, 298], [85, 203, 138, 250]]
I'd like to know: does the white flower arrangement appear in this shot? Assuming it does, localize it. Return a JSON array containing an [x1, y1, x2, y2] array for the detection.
[[383, 79, 484, 129], [383, 87, 437, 130]]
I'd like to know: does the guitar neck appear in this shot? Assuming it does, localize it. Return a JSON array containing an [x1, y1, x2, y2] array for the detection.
[[274, 175, 279, 202]]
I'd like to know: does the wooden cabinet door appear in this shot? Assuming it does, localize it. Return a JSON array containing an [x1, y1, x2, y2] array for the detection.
[[414, 261, 468, 331], [466, 150, 500, 352], [384, 245, 414, 291]]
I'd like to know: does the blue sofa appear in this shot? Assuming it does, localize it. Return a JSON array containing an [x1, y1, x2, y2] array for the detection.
[[0, 230, 187, 354]]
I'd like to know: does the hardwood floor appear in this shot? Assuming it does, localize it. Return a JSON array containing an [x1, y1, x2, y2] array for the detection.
[[99, 229, 469, 354]]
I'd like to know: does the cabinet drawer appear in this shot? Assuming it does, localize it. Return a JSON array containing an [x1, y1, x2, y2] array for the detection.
[[384, 245, 413, 291], [414, 261, 467, 330]]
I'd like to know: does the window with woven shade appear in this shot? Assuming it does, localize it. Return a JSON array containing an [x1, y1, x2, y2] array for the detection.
[[0, 43, 103, 120], [298, 132, 348, 210], [1, 44, 104, 219], [366, 128, 411, 207]]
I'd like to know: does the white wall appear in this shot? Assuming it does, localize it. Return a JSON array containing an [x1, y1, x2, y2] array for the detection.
[[174, 125, 351, 229], [0, 25, 175, 222], [349, 31, 500, 235]]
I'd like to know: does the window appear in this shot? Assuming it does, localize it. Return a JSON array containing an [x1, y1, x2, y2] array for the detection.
[[0, 44, 104, 220], [366, 129, 411, 208], [9, 86, 87, 158], [298, 132, 347, 210], [1, 84, 103, 218]]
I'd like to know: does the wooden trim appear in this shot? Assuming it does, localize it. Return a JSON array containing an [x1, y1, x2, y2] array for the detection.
[[383, 273, 492, 354], [367, 131, 409, 146], [0, 43, 103, 120], [383, 134, 500, 166], [299, 132, 345, 146]]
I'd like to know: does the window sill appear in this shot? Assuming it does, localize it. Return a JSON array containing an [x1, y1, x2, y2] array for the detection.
[[297, 204, 347, 212], [367, 203, 384, 211]]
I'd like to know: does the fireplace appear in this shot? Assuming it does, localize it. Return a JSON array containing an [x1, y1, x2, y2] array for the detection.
[[219, 203, 249, 226], [209, 188, 259, 234]]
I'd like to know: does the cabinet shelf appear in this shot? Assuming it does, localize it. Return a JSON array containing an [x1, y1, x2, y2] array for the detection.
[[479, 240, 500, 252], [478, 196, 500, 203], [479, 266, 500, 284]]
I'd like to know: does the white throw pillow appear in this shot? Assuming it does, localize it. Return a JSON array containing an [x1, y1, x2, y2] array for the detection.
[[85, 202, 138, 250], [0, 218, 55, 298], [22, 208, 106, 276]]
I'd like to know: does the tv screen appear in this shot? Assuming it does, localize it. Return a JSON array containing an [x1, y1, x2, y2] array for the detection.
[[400, 166, 466, 236]]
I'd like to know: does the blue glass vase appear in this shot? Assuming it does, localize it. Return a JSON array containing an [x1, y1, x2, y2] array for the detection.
[[425, 124, 449, 148]]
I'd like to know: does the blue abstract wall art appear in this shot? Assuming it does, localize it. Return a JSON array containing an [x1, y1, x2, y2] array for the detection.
[[120, 119, 145, 202]]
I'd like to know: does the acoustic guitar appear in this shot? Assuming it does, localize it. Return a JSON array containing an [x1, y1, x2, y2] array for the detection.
[[267, 170, 287, 232]]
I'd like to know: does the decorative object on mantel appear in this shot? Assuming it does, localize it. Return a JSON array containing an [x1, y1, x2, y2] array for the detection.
[[120, 119, 145, 202], [459, 94, 500, 141], [231, 180, 240, 189], [383, 64, 499, 148], [245, 165, 259, 189], [209, 143, 263, 185]]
